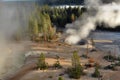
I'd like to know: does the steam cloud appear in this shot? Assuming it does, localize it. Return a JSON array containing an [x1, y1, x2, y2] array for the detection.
[[65, 0, 120, 44], [0, 2, 34, 79]]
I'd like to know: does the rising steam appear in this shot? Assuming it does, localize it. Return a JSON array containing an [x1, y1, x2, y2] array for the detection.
[[0, 2, 34, 79], [65, 0, 120, 44]]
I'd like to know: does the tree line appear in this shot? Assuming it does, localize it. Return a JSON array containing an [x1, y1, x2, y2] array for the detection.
[[28, 5, 120, 42], [28, 5, 85, 41], [37, 0, 84, 5], [40, 5, 84, 28]]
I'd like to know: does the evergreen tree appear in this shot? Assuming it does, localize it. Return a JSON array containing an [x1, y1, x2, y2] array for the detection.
[[67, 51, 83, 79], [28, 5, 85, 42], [28, 5, 57, 42], [37, 53, 48, 70], [72, 51, 80, 68], [42, 13, 56, 41]]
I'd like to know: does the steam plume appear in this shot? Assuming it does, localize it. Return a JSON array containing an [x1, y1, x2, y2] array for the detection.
[[65, 0, 120, 44], [0, 2, 34, 79]]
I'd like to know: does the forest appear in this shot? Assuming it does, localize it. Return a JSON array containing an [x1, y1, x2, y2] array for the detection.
[[37, 0, 84, 5], [28, 4, 120, 42], [28, 5, 87, 41], [37, 0, 118, 5]]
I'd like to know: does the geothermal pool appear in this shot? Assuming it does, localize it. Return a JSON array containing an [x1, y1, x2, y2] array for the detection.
[[93, 31, 120, 55], [93, 32, 120, 40]]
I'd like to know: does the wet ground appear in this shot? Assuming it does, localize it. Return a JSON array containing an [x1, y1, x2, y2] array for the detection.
[[92, 31, 120, 55]]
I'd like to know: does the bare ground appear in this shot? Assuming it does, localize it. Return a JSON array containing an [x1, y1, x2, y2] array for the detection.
[[5, 39, 120, 80]]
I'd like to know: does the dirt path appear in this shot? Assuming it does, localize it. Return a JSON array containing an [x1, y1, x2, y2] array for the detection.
[[5, 62, 37, 80], [4, 57, 71, 80]]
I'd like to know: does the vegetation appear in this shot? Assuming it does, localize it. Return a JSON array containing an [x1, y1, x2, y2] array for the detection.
[[104, 61, 120, 71], [53, 60, 62, 68], [37, 53, 48, 70], [104, 64, 116, 70], [104, 56, 120, 70], [103, 54, 120, 71], [28, 4, 120, 42], [72, 51, 81, 68], [92, 66, 101, 78], [58, 76, 64, 80], [53, 55, 62, 69], [28, 5, 85, 42], [29, 5, 57, 42], [67, 51, 83, 79], [37, 0, 84, 5], [40, 5, 82, 27], [103, 55, 116, 62], [27, 4, 120, 42]]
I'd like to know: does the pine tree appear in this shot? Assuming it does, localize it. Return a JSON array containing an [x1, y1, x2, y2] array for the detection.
[[28, 5, 57, 42], [72, 51, 80, 68], [28, 5, 85, 42], [37, 53, 48, 70], [67, 51, 83, 79]]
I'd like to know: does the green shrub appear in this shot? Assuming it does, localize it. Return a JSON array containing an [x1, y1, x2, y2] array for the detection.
[[67, 51, 83, 79], [104, 64, 115, 70], [67, 66, 83, 79], [53, 61, 62, 69], [37, 53, 48, 70], [92, 66, 101, 78], [53, 55, 62, 69], [103, 55, 115, 62], [58, 76, 64, 80]]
